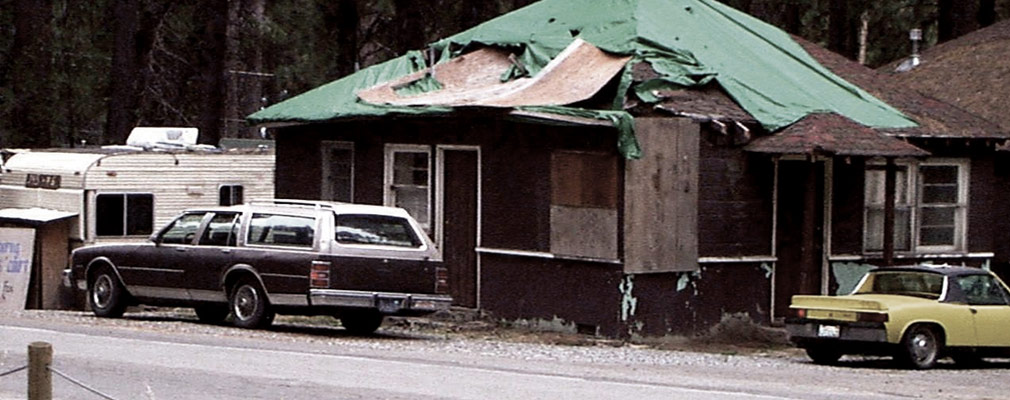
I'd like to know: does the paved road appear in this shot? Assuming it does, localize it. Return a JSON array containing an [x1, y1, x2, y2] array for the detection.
[[1, 310, 1008, 399]]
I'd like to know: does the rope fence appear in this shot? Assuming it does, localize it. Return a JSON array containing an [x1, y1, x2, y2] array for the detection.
[[0, 342, 120, 400]]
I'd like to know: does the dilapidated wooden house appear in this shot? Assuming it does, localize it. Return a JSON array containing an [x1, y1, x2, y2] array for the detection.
[[248, 0, 1010, 337]]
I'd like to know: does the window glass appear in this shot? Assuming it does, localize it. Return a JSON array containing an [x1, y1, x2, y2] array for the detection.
[[863, 160, 966, 253], [160, 213, 206, 244], [200, 213, 239, 246], [957, 275, 1010, 305], [247, 213, 315, 248], [336, 214, 422, 248], [219, 185, 244, 206], [387, 147, 430, 231], [856, 271, 943, 299], [96, 193, 154, 237], [322, 142, 354, 202]]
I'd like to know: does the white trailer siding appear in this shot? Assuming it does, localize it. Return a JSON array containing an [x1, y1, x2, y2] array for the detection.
[[0, 149, 274, 244]]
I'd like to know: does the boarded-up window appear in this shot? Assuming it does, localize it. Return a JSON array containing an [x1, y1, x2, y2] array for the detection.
[[624, 118, 699, 273], [550, 151, 618, 259]]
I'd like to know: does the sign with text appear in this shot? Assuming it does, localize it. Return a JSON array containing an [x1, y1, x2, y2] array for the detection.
[[0, 228, 35, 311], [25, 173, 61, 189]]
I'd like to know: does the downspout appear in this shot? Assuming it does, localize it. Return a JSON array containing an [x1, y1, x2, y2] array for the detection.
[[770, 157, 779, 322]]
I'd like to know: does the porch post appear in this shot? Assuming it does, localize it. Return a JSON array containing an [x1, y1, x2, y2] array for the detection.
[[883, 157, 896, 266], [800, 161, 818, 294]]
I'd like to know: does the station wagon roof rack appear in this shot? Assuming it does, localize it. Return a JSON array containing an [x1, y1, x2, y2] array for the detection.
[[250, 199, 347, 210]]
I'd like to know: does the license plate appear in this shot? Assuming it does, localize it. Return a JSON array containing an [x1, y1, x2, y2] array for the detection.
[[817, 325, 840, 338]]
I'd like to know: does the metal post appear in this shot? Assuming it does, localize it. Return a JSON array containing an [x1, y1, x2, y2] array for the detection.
[[28, 342, 52, 400]]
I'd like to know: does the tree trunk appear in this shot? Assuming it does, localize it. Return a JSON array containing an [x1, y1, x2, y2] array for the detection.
[[105, 0, 167, 145], [938, 0, 980, 42], [393, 0, 426, 55], [979, 0, 996, 27], [828, 0, 854, 59], [335, 0, 360, 78], [226, 0, 267, 139], [196, 0, 229, 145], [9, 0, 54, 148]]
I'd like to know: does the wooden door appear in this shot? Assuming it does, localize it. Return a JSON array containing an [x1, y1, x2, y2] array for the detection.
[[441, 149, 479, 307]]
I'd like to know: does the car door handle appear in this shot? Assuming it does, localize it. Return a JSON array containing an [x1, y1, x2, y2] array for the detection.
[[221, 248, 231, 254], [175, 247, 187, 252]]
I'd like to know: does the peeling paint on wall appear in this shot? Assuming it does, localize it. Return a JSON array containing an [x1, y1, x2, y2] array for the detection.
[[760, 262, 773, 279], [502, 315, 578, 334], [675, 271, 700, 295], [831, 262, 876, 295], [619, 275, 637, 322]]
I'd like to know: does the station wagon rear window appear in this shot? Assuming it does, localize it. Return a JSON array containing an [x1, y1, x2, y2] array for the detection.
[[336, 214, 422, 248], [247, 213, 315, 248]]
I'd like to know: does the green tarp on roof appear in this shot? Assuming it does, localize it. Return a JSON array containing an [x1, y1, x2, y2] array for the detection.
[[248, 0, 917, 158]]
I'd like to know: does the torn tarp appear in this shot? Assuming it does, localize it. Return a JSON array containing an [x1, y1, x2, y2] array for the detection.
[[248, 0, 918, 159]]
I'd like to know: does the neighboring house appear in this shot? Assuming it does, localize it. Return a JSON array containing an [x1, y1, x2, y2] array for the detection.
[[886, 19, 1010, 131], [248, 0, 1010, 337]]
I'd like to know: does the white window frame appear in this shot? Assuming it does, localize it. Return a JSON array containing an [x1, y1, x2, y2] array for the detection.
[[383, 144, 432, 233], [863, 158, 969, 254]]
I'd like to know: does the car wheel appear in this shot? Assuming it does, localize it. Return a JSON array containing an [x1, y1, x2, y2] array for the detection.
[[340, 310, 384, 335], [804, 346, 842, 365], [194, 304, 229, 324], [89, 268, 127, 318], [229, 278, 274, 329], [896, 325, 940, 369]]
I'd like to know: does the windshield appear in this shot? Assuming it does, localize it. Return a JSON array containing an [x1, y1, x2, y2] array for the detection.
[[853, 271, 944, 300]]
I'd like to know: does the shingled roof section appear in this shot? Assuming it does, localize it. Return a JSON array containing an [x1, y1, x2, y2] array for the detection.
[[797, 37, 1009, 140], [882, 20, 1010, 133], [745, 113, 929, 157]]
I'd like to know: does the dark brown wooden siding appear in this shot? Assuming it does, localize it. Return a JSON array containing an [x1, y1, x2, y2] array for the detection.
[[697, 131, 775, 257], [830, 157, 866, 255]]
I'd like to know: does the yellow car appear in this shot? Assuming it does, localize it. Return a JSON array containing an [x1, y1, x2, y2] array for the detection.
[[786, 265, 1010, 369]]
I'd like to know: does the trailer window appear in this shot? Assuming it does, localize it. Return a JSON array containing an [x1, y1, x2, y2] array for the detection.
[[96, 193, 154, 237], [219, 185, 244, 206]]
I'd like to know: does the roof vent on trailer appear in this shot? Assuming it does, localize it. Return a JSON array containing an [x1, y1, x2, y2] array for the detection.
[[125, 127, 199, 149]]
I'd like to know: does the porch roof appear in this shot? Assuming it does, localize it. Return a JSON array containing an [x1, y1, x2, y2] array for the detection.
[[744, 113, 930, 157]]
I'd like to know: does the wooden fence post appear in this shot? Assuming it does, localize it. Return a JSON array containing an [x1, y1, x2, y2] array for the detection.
[[28, 342, 52, 400]]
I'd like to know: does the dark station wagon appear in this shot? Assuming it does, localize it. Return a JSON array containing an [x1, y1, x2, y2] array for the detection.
[[66, 200, 452, 334]]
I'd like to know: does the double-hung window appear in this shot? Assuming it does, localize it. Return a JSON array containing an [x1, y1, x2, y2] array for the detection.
[[864, 159, 968, 253], [384, 145, 431, 233]]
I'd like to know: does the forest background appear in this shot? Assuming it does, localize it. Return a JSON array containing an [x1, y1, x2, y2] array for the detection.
[[1, 0, 1007, 148]]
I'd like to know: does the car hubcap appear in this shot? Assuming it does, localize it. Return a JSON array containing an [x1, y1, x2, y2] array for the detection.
[[233, 286, 258, 320], [912, 333, 935, 361], [92, 275, 112, 309]]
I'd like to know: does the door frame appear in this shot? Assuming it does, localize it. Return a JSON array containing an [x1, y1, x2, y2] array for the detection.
[[770, 155, 833, 322], [435, 145, 482, 308]]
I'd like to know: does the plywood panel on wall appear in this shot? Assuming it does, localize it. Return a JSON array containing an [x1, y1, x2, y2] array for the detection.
[[624, 117, 699, 273]]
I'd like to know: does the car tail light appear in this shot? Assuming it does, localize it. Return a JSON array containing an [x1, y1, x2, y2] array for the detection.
[[435, 266, 449, 294], [310, 261, 331, 288], [791, 308, 807, 318], [856, 312, 888, 323]]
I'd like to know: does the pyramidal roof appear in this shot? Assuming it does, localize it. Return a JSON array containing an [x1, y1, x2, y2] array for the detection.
[[249, 0, 916, 157]]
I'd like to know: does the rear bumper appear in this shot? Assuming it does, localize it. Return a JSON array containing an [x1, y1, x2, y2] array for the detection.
[[785, 318, 888, 343], [309, 289, 452, 315]]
